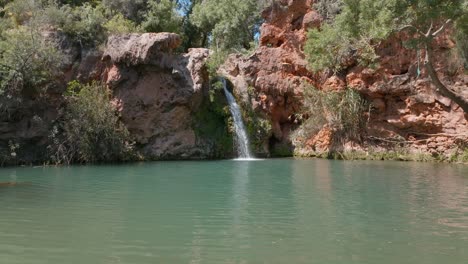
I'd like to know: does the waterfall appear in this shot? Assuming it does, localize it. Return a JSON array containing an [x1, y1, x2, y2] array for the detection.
[[222, 78, 253, 159]]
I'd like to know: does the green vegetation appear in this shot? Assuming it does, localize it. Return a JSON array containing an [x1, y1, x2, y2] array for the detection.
[[240, 85, 272, 155], [0, 0, 269, 74], [0, 0, 271, 165], [0, 140, 20, 166], [305, 0, 468, 112], [48, 81, 136, 165], [292, 86, 368, 149], [193, 80, 233, 158], [142, 0, 181, 34], [189, 0, 268, 76], [1, 1, 465, 165], [191, 0, 263, 51], [244, 111, 271, 155], [0, 25, 63, 96], [104, 13, 140, 34], [296, 147, 468, 164]]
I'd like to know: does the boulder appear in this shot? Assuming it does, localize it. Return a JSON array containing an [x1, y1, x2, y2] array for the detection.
[[103, 33, 215, 159]]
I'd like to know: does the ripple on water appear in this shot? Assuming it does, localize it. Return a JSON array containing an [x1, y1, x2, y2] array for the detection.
[[0, 159, 467, 264]]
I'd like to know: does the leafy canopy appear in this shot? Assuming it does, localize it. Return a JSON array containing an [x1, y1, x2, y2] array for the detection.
[[142, 0, 182, 34], [305, 0, 468, 72], [191, 0, 263, 51]]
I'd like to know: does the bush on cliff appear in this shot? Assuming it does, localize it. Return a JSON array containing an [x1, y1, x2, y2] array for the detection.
[[142, 0, 182, 34], [305, 0, 468, 112], [104, 13, 140, 34], [190, 0, 262, 51], [48, 81, 135, 164], [0, 1, 180, 47], [101, 0, 147, 23], [292, 87, 368, 148], [0, 26, 63, 97]]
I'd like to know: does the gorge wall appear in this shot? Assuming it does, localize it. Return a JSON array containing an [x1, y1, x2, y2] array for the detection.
[[0, 32, 232, 165], [221, 0, 468, 160], [102, 33, 231, 160], [1, 0, 467, 165]]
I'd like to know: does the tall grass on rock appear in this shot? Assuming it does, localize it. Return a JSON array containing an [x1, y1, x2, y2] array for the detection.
[[292, 87, 368, 148], [48, 81, 135, 165]]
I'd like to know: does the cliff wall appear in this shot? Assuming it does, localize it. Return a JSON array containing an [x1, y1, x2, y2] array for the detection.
[[221, 0, 468, 160], [0, 32, 231, 165]]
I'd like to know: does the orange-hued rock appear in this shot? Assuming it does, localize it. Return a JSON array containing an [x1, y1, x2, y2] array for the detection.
[[305, 126, 334, 153], [221, 0, 468, 157], [220, 0, 317, 148]]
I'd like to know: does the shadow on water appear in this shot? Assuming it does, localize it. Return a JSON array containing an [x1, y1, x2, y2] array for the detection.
[[0, 182, 32, 187]]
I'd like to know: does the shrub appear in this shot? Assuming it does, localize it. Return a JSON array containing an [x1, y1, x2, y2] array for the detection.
[[0, 26, 64, 96], [102, 0, 147, 23], [104, 13, 140, 34], [314, 0, 343, 22], [2, 0, 38, 25], [206, 49, 229, 77], [142, 0, 182, 34], [48, 81, 135, 164], [61, 3, 107, 46], [193, 83, 233, 158], [292, 87, 368, 147]]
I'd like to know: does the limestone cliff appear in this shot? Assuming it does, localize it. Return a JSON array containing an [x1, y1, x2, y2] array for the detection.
[[221, 0, 468, 159], [0, 32, 231, 165], [102, 33, 230, 159]]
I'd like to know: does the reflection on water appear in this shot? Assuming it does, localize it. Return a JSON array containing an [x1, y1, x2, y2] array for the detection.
[[0, 159, 467, 264]]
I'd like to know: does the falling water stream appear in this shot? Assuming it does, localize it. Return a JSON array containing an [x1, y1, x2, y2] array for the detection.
[[222, 78, 253, 159]]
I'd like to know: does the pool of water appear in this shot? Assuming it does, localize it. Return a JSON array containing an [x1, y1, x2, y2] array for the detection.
[[1, 159, 467, 264]]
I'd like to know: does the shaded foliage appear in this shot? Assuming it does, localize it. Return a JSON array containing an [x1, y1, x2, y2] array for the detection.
[[142, 0, 182, 34], [48, 81, 135, 165], [0, 26, 63, 96], [292, 87, 368, 148], [305, 0, 467, 72]]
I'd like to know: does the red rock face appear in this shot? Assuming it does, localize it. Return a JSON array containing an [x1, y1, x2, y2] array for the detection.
[[221, 0, 319, 146], [221, 0, 467, 157]]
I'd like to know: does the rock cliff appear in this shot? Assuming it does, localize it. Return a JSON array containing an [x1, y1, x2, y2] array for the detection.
[[102, 33, 229, 159], [1, 0, 466, 165], [221, 0, 467, 159], [1, 32, 231, 165]]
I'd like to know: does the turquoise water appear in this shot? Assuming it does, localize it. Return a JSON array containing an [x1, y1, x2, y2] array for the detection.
[[0, 159, 467, 264]]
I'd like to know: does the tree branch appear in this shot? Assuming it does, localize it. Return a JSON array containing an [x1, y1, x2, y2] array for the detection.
[[399, 24, 425, 37], [424, 44, 468, 113], [432, 19, 452, 37], [425, 20, 434, 37]]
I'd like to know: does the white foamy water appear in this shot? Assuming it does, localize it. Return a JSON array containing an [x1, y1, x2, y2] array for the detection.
[[222, 78, 253, 159]]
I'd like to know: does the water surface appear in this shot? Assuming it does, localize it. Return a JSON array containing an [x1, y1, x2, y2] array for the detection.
[[1, 159, 467, 264]]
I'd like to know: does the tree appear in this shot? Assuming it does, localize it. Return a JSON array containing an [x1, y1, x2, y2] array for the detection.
[[398, 1, 468, 113], [142, 0, 182, 34], [305, 0, 468, 113], [190, 0, 262, 51], [102, 0, 147, 23]]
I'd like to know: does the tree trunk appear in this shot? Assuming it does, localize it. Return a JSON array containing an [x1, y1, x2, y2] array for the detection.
[[424, 45, 468, 113]]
